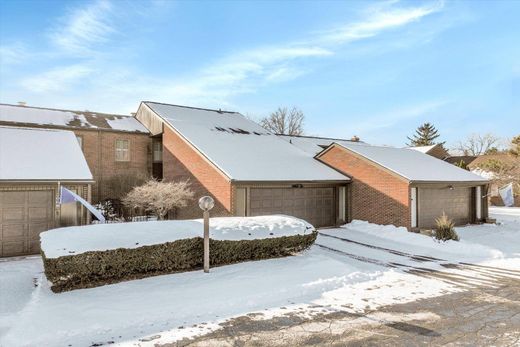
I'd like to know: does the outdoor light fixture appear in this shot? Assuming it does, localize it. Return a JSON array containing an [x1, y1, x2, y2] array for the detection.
[[448, 185, 454, 190], [199, 196, 214, 273]]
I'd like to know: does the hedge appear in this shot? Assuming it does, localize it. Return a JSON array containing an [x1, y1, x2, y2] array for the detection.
[[42, 231, 317, 293]]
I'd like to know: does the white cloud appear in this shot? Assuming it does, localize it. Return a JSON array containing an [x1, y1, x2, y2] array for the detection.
[[20, 65, 93, 93], [315, 1, 444, 45], [49, 0, 114, 54], [0, 43, 29, 65], [8, 0, 444, 111]]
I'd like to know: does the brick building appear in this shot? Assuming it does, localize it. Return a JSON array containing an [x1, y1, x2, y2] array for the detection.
[[0, 103, 152, 203], [0, 101, 491, 257]]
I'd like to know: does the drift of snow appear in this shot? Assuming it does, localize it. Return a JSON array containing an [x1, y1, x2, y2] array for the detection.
[[1, 207, 519, 347], [41, 215, 314, 259]]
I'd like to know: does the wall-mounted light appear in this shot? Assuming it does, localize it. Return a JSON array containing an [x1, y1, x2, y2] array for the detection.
[[448, 185, 454, 190]]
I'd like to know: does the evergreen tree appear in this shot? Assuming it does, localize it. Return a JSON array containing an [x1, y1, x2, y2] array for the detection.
[[407, 122, 443, 146]]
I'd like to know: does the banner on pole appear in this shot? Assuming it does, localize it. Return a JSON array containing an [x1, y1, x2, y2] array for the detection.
[[60, 187, 106, 222], [498, 183, 515, 207]]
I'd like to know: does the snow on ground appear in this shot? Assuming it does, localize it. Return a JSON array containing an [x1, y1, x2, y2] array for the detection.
[[1, 208, 519, 347], [41, 215, 314, 259]]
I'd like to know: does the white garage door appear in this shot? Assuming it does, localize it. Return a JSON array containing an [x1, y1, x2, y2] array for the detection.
[[418, 187, 471, 228], [0, 190, 54, 257]]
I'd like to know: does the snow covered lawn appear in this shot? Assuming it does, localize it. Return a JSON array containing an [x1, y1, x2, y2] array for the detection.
[[1, 207, 519, 347]]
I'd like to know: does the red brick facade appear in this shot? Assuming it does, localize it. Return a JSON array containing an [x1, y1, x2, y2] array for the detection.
[[162, 126, 233, 219], [67, 129, 151, 203], [318, 145, 411, 228]]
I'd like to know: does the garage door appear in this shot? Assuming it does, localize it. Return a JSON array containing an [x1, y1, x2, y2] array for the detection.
[[418, 187, 471, 228], [249, 187, 335, 228], [0, 190, 54, 257]]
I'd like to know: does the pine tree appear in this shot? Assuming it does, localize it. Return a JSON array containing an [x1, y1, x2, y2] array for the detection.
[[407, 122, 443, 146]]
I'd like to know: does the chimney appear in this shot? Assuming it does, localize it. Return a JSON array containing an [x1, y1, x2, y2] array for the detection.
[[351, 135, 360, 142], [17, 101, 27, 106]]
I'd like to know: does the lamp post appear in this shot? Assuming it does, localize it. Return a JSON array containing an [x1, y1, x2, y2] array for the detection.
[[198, 196, 214, 273]]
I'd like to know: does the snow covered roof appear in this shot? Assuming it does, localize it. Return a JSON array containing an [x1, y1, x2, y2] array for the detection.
[[279, 134, 361, 156], [321, 142, 488, 183], [408, 144, 437, 154], [141, 102, 349, 182], [0, 126, 93, 181], [0, 103, 148, 133]]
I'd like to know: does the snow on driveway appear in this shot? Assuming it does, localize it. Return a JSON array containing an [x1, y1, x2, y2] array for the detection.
[[1, 207, 519, 347]]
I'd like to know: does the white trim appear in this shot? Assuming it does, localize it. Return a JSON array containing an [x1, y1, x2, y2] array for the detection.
[[338, 186, 346, 221], [411, 187, 418, 228]]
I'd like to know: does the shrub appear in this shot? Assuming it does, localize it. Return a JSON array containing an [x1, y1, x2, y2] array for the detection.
[[122, 179, 194, 220], [434, 212, 459, 242], [42, 232, 317, 293]]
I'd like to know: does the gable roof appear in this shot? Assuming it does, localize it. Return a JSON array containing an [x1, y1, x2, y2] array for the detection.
[[317, 142, 488, 183], [0, 126, 93, 181], [140, 102, 349, 182], [0, 103, 148, 133], [278, 134, 361, 156]]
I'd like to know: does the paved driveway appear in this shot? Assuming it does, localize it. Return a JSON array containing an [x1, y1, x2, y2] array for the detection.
[[164, 232, 520, 347]]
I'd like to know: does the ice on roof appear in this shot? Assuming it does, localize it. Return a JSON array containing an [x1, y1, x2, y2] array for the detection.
[[142, 102, 349, 182], [0, 104, 148, 133], [279, 135, 361, 156], [331, 142, 488, 183], [0, 126, 93, 181]]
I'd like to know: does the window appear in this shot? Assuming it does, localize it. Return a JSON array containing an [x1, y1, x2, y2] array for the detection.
[[115, 139, 130, 162], [76, 135, 83, 150], [153, 140, 162, 162]]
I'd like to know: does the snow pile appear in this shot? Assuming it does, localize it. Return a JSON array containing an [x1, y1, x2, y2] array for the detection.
[[41, 215, 314, 259], [332, 220, 504, 261]]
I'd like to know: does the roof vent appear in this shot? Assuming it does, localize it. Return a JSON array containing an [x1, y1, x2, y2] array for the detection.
[[130, 112, 136, 116], [17, 101, 27, 106], [351, 135, 360, 142], [218, 108, 223, 114]]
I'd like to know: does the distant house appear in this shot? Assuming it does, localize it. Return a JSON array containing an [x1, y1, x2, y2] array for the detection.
[[0, 126, 93, 257], [0, 103, 152, 203]]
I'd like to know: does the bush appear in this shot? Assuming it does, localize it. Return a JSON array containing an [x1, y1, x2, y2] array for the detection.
[[42, 232, 317, 293], [434, 212, 459, 242]]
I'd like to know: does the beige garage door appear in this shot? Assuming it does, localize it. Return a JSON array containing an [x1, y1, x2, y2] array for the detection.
[[0, 190, 54, 257], [250, 187, 335, 228], [418, 187, 471, 228]]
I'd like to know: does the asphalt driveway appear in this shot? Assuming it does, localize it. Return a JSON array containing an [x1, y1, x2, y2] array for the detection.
[[163, 232, 520, 347]]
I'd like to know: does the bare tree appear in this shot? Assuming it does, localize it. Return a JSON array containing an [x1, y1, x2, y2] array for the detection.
[[456, 133, 499, 156], [259, 106, 305, 135], [122, 180, 194, 220]]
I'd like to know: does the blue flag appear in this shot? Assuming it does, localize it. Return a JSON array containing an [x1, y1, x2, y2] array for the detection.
[[60, 187, 106, 222], [498, 183, 515, 207]]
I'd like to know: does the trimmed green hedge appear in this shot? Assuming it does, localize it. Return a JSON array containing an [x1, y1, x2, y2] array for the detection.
[[43, 231, 317, 293]]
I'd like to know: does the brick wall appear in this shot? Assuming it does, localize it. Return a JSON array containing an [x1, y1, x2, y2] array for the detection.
[[319, 146, 411, 228], [73, 130, 151, 203], [162, 126, 233, 219]]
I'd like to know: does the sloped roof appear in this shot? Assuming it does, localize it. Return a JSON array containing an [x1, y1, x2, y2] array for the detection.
[[0, 103, 148, 133], [141, 102, 349, 182], [0, 126, 93, 181], [278, 134, 361, 156], [319, 142, 488, 183]]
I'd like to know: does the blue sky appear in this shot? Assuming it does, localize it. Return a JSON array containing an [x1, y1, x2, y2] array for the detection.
[[0, 0, 518, 147]]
